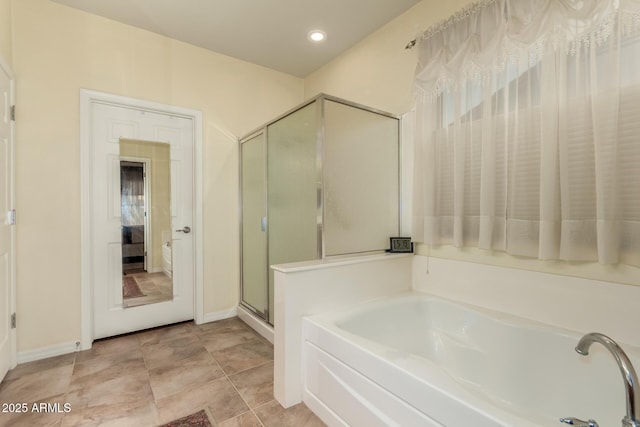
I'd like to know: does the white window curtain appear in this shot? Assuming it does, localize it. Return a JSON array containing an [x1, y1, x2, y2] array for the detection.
[[412, 0, 640, 266]]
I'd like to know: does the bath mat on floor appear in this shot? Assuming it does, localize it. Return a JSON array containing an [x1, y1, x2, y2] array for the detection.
[[159, 410, 213, 427], [122, 275, 145, 298]]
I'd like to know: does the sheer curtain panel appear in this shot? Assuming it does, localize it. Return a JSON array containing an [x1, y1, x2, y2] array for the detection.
[[412, 0, 640, 265]]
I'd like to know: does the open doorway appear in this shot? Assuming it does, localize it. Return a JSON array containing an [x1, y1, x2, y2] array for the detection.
[[120, 160, 147, 273], [120, 142, 173, 308]]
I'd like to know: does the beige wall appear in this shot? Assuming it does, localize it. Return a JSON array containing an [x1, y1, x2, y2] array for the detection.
[[304, 0, 640, 287], [304, 0, 473, 115], [0, 0, 11, 67], [13, 0, 303, 352]]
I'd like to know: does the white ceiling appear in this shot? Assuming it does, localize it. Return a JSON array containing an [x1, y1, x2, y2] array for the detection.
[[50, 0, 420, 77]]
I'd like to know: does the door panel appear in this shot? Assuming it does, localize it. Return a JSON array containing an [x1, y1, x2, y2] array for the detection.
[[0, 244, 10, 382], [267, 103, 319, 324], [0, 63, 14, 381], [241, 133, 268, 318], [92, 102, 194, 339]]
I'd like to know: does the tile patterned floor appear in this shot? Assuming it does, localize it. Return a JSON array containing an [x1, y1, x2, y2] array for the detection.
[[123, 271, 173, 308], [0, 318, 326, 427]]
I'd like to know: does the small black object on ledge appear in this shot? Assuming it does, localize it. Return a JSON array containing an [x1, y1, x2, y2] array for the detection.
[[387, 237, 413, 253]]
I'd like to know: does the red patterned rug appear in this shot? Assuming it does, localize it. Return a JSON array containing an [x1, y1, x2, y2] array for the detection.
[[122, 275, 145, 298], [159, 410, 213, 427]]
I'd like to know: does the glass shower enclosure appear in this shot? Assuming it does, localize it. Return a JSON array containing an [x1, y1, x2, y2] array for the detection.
[[239, 94, 401, 325]]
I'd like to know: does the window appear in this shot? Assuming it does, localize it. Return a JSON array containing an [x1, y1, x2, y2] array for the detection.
[[412, 0, 640, 265]]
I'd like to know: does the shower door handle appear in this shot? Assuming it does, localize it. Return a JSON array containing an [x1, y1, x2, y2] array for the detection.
[[176, 226, 191, 234]]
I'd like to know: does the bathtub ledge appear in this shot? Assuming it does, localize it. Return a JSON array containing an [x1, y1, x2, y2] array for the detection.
[[271, 252, 411, 273]]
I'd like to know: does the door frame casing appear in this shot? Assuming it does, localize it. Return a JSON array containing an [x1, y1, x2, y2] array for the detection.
[[0, 55, 16, 373], [80, 89, 204, 350]]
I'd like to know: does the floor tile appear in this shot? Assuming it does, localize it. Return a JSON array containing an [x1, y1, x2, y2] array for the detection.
[[3, 353, 75, 383], [148, 351, 224, 401], [0, 317, 322, 427], [70, 348, 146, 391], [0, 364, 74, 404], [66, 371, 153, 411], [155, 377, 248, 425], [123, 271, 173, 308], [0, 393, 67, 427], [200, 329, 261, 353], [254, 400, 326, 427], [193, 317, 249, 336], [60, 398, 158, 427], [137, 322, 195, 346], [140, 334, 207, 370], [228, 361, 274, 408], [75, 334, 140, 362], [211, 339, 273, 375], [218, 410, 263, 427]]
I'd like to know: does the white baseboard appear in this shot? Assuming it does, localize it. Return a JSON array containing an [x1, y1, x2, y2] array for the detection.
[[200, 307, 238, 324], [18, 341, 79, 364], [303, 389, 345, 425], [238, 305, 274, 344], [17, 307, 253, 364]]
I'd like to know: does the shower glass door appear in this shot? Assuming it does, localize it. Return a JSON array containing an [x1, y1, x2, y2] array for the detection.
[[267, 101, 319, 324], [240, 133, 268, 318]]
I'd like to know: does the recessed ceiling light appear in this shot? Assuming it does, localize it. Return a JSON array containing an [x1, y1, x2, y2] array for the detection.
[[308, 30, 326, 42]]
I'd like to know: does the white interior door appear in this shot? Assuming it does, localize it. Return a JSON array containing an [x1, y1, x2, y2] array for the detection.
[[0, 60, 15, 380], [92, 102, 195, 339]]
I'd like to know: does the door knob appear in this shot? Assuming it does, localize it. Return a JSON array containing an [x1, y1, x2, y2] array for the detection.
[[176, 226, 191, 233]]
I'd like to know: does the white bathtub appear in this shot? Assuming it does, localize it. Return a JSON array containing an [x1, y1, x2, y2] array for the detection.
[[302, 292, 640, 427]]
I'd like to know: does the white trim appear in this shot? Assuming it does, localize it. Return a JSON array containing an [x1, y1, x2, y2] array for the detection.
[[0, 55, 16, 370], [271, 252, 411, 273], [238, 305, 274, 344], [0, 57, 13, 80], [9, 76, 15, 370], [79, 90, 93, 350], [80, 89, 204, 350], [303, 389, 343, 427], [400, 110, 414, 237], [17, 341, 78, 364], [201, 307, 238, 324], [194, 105, 204, 325]]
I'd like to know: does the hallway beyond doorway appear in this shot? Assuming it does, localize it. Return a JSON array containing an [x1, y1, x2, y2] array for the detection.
[[123, 271, 172, 308]]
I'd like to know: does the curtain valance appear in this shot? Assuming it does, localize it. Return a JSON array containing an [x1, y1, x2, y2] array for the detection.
[[413, 0, 640, 99]]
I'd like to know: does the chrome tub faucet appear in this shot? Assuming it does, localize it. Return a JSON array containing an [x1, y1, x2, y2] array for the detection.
[[562, 332, 640, 427]]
